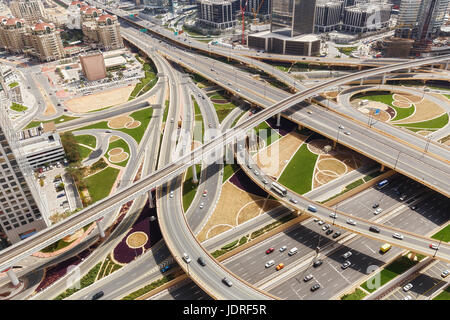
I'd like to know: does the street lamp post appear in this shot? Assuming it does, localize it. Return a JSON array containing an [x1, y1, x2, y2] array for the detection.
[[424, 134, 432, 153]]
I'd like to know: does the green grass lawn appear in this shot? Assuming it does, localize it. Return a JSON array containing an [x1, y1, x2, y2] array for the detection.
[[24, 115, 79, 129], [107, 138, 131, 167], [341, 288, 367, 300], [231, 111, 245, 127], [163, 100, 169, 122], [396, 112, 449, 130], [278, 141, 317, 195], [223, 163, 240, 183], [337, 47, 357, 55], [129, 60, 157, 100], [361, 256, 418, 293], [54, 262, 102, 300], [74, 134, 97, 149], [431, 224, 450, 243], [445, 94, 450, 100], [182, 164, 201, 211], [355, 93, 415, 121], [433, 286, 450, 300], [84, 167, 120, 203], [41, 238, 72, 253], [193, 96, 204, 143], [10, 102, 27, 112], [8, 81, 19, 88], [254, 121, 281, 148], [75, 108, 153, 144], [78, 145, 93, 160], [214, 102, 236, 123]]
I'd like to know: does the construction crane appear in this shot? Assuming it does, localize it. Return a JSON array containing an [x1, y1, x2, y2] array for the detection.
[[251, 0, 265, 20], [240, 0, 249, 45]]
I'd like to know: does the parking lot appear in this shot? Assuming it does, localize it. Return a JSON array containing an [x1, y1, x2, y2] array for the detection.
[[383, 261, 450, 300], [37, 164, 72, 218]]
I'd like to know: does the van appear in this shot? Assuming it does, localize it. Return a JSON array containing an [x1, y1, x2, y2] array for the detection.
[[308, 205, 317, 213], [288, 247, 298, 256]]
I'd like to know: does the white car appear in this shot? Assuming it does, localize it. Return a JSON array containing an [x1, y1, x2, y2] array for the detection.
[[403, 283, 413, 292], [279, 246, 287, 252], [374, 208, 383, 215], [347, 219, 357, 226], [344, 131, 351, 135], [403, 295, 412, 300], [262, 179, 268, 184], [182, 253, 191, 263], [313, 218, 319, 222], [265, 260, 275, 268], [318, 220, 324, 225], [338, 124, 345, 130], [199, 202, 204, 209], [169, 191, 174, 198], [441, 270, 449, 278], [254, 170, 259, 176], [322, 224, 330, 231], [392, 233, 403, 240], [329, 212, 337, 219]]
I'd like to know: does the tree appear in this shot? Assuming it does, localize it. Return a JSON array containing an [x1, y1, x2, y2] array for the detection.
[[60, 132, 81, 163]]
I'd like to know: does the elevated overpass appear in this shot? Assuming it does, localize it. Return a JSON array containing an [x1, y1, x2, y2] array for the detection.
[[0, 55, 449, 277]]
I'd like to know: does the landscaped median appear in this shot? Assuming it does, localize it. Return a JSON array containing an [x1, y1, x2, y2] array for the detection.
[[182, 164, 201, 212]]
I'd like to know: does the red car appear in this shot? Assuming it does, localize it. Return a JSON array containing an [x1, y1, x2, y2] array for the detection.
[[265, 248, 274, 254]]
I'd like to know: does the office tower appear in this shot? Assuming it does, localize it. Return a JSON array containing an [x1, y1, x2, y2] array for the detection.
[[197, 0, 237, 29], [314, 0, 344, 32], [271, 0, 317, 37], [342, 1, 392, 33], [9, 0, 47, 24], [394, 0, 423, 38], [0, 103, 50, 245]]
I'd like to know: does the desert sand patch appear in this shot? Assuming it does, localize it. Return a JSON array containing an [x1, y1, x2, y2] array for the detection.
[[308, 139, 332, 155], [197, 181, 278, 242], [253, 131, 308, 178], [392, 98, 445, 124], [108, 148, 123, 156], [109, 153, 129, 163], [109, 135, 120, 143], [317, 158, 347, 175], [126, 232, 148, 248], [125, 120, 141, 129], [64, 86, 135, 113], [393, 94, 411, 103], [108, 115, 133, 129], [392, 101, 411, 108]]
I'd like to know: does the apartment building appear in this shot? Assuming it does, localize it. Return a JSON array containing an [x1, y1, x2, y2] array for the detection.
[[96, 13, 123, 50], [197, 0, 237, 30], [0, 17, 27, 53], [9, 0, 47, 24], [29, 21, 66, 61]]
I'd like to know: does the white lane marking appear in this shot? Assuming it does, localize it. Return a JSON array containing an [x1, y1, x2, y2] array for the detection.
[[365, 244, 376, 254]]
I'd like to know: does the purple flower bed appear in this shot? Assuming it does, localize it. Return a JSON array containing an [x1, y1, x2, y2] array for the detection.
[[266, 116, 297, 136], [229, 169, 268, 198], [113, 197, 162, 264], [35, 245, 98, 292]]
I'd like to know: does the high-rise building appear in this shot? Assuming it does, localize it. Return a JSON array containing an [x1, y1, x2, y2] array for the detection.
[[0, 104, 50, 245], [29, 21, 66, 61], [394, 0, 423, 38], [197, 0, 237, 30], [270, 0, 317, 37], [0, 17, 28, 53], [9, 0, 47, 24], [242, 0, 272, 19], [341, 1, 392, 33], [96, 13, 124, 50], [67, 1, 85, 30], [314, 0, 343, 32]]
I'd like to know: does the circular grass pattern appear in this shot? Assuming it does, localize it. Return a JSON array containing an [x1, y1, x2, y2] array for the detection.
[[126, 232, 148, 249]]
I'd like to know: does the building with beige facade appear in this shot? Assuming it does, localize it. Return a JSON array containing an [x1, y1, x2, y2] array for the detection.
[[0, 17, 28, 53], [79, 51, 106, 81], [29, 21, 66, 61], [9, 0, 47, 24], [96, 14, 123, 50]]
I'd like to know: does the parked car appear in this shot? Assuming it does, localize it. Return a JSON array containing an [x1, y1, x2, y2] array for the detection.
[[403, 295, 412, 300], [441, 270, 449, 278], [342, 251, 352, 259], [303, 274, 314, 282], [322, 224, 330, 231], [341, 260, 351, 269], [399, 194, 408, 201], [318, 220, 324, 225], [325, 229, 333, 235], [403, 283, 413, 292], [374, 208, 383, 215], [310, 283, 320, 291], [332, 231, 341, 239], [372, 203, 379, 209]]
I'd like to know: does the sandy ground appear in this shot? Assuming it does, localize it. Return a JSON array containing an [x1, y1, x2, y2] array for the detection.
[[126, 232, 148, 248], [64, 86, 135, 113], [62, 229, 84, 242], [196, 182, 280, 242], [392, 101, 411, 108], [126, 121, 141, 129], [109, 136, 120, 143], [109, 148, 123, 156], [253, 132, 308, 178], [392, 98, 446, 124], [110, 153, 128, 163], [393, 94, 411, 103], [108, 115, 133, 129]]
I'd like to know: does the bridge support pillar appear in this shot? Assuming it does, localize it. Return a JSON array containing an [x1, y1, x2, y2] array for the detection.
[[276, 113, 281, 127], [358, 65, 362, 71], [333, 140, 337, 148], [407, 68, 411, 73], [6, 268, 19, 286], [298, 124, 303, 131], [381, 73, 386, 85], [360, 77, 364, 86], [148, 190, 154, 208], [96, 219, 105, 238], [380, 164, 385, 172], [192, 165, 198, 184], [445, 62, 448, 70]]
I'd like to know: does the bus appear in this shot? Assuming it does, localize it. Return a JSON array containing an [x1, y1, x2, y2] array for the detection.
[[380, 243, 391, 253], [271, 182, 287, 197], [377, 179, 389, 190]]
